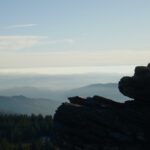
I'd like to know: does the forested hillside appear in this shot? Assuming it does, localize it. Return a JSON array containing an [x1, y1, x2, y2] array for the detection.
[[0, 114, 54, 150]]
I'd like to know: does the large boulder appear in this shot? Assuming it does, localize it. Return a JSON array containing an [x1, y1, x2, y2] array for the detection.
[[53, 64, 150, 150], [119, 64, 150, 101]]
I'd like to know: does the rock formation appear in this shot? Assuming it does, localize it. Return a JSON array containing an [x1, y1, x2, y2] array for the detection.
[[119, 63, 150, 101], [53, 64, 150, 150]]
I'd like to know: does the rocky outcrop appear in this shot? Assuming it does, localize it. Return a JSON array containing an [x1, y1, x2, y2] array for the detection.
[[119, 63, 150, 101], [53, 64, 150, 150]]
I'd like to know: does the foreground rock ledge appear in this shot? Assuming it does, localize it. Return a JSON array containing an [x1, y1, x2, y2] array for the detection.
[[53, 64, 150, 150]]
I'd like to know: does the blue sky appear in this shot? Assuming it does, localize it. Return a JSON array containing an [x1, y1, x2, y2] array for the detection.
[[0, 0, 150, 68]]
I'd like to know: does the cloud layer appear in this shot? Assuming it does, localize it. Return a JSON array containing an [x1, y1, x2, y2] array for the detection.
[[6, 24, 37, 29], [0, 50, 149, 68], [0, 36, 46, 51], [0, 35, 75, 51]]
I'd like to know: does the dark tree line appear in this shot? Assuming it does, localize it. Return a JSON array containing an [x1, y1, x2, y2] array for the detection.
[[0, 114, 55, 150]]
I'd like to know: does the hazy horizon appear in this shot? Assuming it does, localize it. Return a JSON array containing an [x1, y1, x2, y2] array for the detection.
[[0, 0, 150, 90], [0, 65, 135, 90]]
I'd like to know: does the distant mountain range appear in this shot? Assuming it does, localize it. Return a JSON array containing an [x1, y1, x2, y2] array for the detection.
[[0, 86, 61, 100], [67, 83, 128, 101], [0, 95, 61, 116], [0, 83, 129, 115]]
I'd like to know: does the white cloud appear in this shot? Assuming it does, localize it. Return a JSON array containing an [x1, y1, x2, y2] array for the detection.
[[0, 35, 75, 51], [0, 50, 149, 68], [0, 36, 47, 51], [6, 24, 37, 29], [0, 66, 135, 75]]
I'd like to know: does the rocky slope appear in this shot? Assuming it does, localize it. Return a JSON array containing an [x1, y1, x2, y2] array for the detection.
[[53, 64, 150, 150]]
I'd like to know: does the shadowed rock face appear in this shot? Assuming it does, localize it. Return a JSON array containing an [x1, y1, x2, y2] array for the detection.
[[119, 63, 150, 101], [53, 64, 150, 150]]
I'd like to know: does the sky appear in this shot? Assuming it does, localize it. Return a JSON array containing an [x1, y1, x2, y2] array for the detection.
[[0, 0, 150, 71]]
